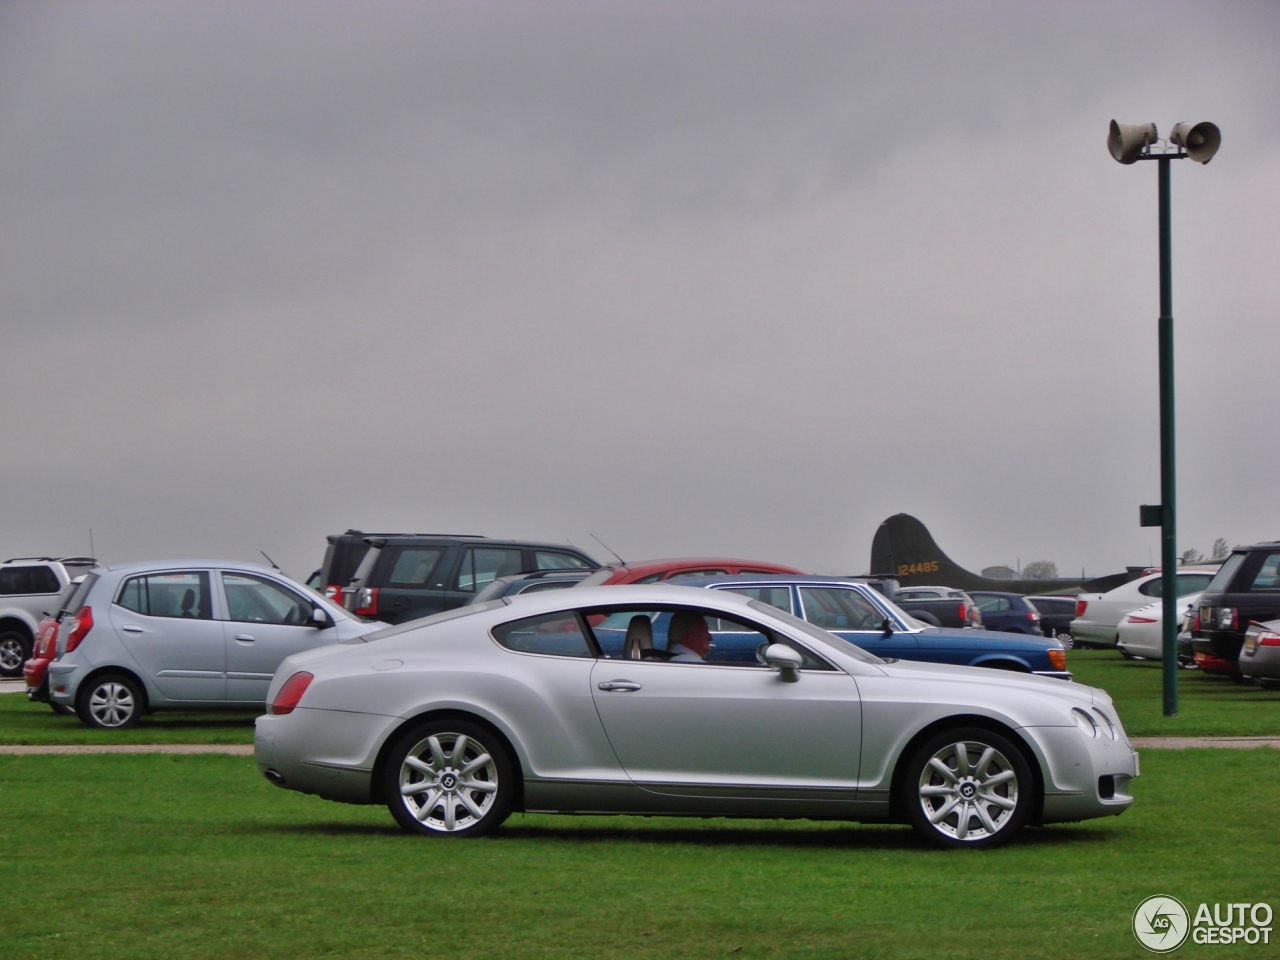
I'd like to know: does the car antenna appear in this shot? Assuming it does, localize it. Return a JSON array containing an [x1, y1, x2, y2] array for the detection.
[[261, 551, 282, 572], [589, 534, 625, 565]]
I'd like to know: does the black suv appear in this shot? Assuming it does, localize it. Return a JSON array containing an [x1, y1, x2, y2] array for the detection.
[[1190, 541, 1280, 674], [320, 531, 597, 624]]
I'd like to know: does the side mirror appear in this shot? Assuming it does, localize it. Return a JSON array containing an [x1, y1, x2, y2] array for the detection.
[[762, 643, 803, 683], [881, 617, 894, 637], [311, 607, 332, 628]]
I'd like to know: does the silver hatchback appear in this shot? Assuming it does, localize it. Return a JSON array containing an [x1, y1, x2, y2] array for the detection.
[[48, 560, 381, 729]]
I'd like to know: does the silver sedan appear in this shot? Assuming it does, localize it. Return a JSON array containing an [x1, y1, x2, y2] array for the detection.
[[255, 584, 1138, 848]]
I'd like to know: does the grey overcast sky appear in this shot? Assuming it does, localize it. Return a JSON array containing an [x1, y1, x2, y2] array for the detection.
[[2, 1, 1278, 581]]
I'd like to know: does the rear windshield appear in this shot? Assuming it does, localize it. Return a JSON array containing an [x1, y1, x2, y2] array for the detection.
[[65, 574, 98, 613], [1205, 553, 1246, 594], [345, 599, 509, 643]]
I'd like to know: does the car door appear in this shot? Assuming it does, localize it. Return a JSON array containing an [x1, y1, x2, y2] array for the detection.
[[585, 604, 860, 798], [439, 545, 526, 612], [219, 571, 339, 702], [795, 586, 919, 659], [111, 570, 225, 701]]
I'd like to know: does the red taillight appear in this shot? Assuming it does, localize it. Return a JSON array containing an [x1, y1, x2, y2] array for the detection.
[[65, 606, 93, 652], [324, 585, 343, 604], [1257, 631, 1280, 647], [1191, 611, 1200, 631], [1127, 616, 1158, 624], [1026, 610, 1040, 622], [353, 587, 379, 617], [958, 602, 968, 623], [271, 672, 314, 714], [1076, 600, 1087, 617], [34, 621, 56, 658]]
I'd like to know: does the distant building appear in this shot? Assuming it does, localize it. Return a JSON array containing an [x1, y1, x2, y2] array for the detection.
[[981, 565, 1016, 580]]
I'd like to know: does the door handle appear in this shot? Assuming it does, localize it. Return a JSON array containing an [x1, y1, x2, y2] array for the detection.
[[234, 634, 255, 642], [121, 625, 144, 634], [597, 680, 642, 692]]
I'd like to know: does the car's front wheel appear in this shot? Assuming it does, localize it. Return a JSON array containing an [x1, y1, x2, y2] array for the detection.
[[0, 629, 31, 677], [384, 720, 515, 838], [76, 674, 143, 729], [904, 727, 1034, 848]]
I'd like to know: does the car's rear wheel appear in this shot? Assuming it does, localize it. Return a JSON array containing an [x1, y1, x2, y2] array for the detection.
[[904, 727, 1034, 849], [1055, 632, 1075, 649], [384, 720, 515, 838], [0, 630, 31, 677], [76, 673, 143, 729]]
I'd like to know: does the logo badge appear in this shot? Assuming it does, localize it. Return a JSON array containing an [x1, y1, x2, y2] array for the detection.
[[1133, 895, 1190, 953]]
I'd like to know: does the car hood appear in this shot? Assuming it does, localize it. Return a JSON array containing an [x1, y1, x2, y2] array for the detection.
[[872, 656, 1099, 707], [909, 626, 1052, 648]]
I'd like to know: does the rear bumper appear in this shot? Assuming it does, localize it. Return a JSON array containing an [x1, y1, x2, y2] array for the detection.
[[254, 707, 397, 805], [1239, 644, 1280, 681], [23, 657, 51, 691]]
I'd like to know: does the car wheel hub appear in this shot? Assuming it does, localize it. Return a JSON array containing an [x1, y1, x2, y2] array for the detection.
[[918, 740, 1019, 842], [0, 638, 24, 671], [89, 683, 135, 727], [398, 733, 499, 832]]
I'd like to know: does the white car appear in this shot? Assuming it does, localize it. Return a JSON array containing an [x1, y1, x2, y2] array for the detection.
[[1115, 593, 1202, 660], [1070, 567, 1217, 648]]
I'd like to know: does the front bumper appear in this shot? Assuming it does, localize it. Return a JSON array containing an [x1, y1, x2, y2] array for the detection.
[[1029, 724, 1138, 824]]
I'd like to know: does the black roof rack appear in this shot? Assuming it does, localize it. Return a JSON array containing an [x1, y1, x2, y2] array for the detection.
[[4, 556, 56, 563], [4, 556, 99, 565]]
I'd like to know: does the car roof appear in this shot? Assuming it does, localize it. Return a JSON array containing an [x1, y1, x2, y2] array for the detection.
[[101, 559, 292, 577], [608, 558, 804, 577], [498, 582, 760, 614], [664, 573, 871, 587]]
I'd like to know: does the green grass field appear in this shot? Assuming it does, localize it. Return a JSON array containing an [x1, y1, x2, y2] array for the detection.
[[2, 749, 1276, 959], [3, 647, 1276, 745]]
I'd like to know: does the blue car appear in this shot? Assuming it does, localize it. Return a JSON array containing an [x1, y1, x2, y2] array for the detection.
[[665, 574, 1071, 679]]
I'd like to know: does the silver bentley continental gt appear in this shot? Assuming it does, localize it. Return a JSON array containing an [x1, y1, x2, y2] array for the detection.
[[254, 585, 1138, 848]]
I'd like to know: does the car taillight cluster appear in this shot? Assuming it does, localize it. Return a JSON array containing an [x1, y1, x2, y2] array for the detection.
[[1255, 629, 1280, 647], [1076, 600, 1088, 617], [271, 671, 314, 715], [958, 602, 969, 623], [1201, 606, 1238, 631], [324, 584, 344, 605], [1026, 610, 1041, 623], [34, 622, 57, 658], [64, 606, 93, 652], [1190, 610, 1200, 631], [352, 587, 379, 617]]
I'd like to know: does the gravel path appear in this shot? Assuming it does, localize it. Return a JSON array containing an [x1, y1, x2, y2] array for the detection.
[[1130, 736, 1280, 749]]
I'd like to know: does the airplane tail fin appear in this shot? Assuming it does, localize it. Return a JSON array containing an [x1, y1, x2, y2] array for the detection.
[[870, 513, 978, 587]]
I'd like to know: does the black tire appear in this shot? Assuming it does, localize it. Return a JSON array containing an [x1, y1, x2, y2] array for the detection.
[[0, 629, 32, 678], [384, 719, 516, 838], [906, 609, 942, 627], [76, 673, 143, 729], [903, 726, 1035, 849], [50, 703, 75, 716]]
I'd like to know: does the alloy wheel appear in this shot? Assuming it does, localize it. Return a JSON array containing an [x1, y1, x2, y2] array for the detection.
[[917, 740, 1020, 842], [397, 732, 500, 833], [87, 682, 137, 728], [0, 635, 27, 673]]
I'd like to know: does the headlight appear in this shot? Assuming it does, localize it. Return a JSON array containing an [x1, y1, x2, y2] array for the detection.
[[1072, 707, 1098, 737]]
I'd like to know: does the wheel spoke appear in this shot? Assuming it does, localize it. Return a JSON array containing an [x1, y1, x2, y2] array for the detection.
[[415, 789, 441, 821], [953, 744, 971, 776], [461, 777, 497, 794], [919, 784, 954, 797], [980, 790, 1016, 810], [927, 758, 958, 784], [975, 802, 1000, 835], [400, 779, 433, 795], [404, 756, 433, 776], [928, 797, 959, 824], [459, 792, 485, 820], [427, 737, 447, 769], [443, 795, 457, 830], [460, 753, 491, 776], [982, 769, 1015, 788], [450, 735, 470, 767], [973, 747, 996, 779], [954, 803, 970, 839]]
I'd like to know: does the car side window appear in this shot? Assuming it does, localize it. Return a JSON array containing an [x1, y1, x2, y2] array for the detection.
[[117, 572, 213, 620], [456, 547, 524, 592], [223, 574, 312, 625], [534, 551, 592, 570], [798, 588, 883, 630], [0, 565, 60, 595], [1175, 574, 1213, 595], [385, 548, 443, 587], [722, 586, 793, 615], [1138, 578, 1163, 597], [1247, 554, 1280, 592], [491, 611, 594, 658], [665, 569, 728, 579]]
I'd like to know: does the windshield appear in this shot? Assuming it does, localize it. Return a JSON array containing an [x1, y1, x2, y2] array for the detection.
[[747, 599, 884, 664], [1205, 553, 1245, 594]]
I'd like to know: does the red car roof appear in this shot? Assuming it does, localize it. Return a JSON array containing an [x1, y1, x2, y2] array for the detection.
[[601, 558, 803, 584]]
